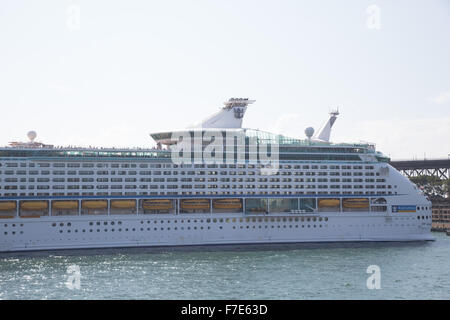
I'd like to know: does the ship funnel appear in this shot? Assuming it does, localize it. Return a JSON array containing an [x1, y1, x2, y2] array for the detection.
[[312, 109, 339, 142], [192, 98, 255, 129]]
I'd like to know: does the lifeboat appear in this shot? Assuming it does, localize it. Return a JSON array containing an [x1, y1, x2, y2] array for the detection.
[[318, 199, 340, 208], [142, 199, 173, 210], [20, 201, 48, 210], [180, 199, 210, 210], [111, 200, 136, 209], [0, 214, 15, 219], [343, 198, 369, 208], [0, 201, 16, 211], [82, 200, 107, 209], [52, 201, 78, 210], [213, 199, 242, 210]]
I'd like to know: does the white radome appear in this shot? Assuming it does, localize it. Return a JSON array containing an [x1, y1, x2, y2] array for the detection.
[[27, 130, 37, 142], [305, 127, 314, 139]]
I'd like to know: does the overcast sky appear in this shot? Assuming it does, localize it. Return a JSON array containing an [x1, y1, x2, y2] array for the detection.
[[1, 0, 449, 159]]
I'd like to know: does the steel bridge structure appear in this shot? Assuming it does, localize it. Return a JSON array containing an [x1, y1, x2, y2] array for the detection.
[[390, 158, 450, 180]]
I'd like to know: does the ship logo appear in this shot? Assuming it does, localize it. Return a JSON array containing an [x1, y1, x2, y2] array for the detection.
[[392, 205, 416, 213], [234, 107, 245, 119]]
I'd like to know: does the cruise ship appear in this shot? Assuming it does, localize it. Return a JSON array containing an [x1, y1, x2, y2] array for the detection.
[[0, 98, 433, 252]]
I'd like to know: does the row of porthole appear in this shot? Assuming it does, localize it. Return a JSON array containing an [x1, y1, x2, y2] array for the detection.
[[3, 231, 24, 235], [51, 217, 329, 228], [7, 222, 422, 236], [56, 224, 329, 233], [2, 223, 24, 228]]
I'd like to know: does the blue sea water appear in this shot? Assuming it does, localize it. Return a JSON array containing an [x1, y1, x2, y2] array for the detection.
[[0, 232, 449, 300]]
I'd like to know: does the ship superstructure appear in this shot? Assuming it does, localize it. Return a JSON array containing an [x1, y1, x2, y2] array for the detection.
[[0, 98, 433, 252]]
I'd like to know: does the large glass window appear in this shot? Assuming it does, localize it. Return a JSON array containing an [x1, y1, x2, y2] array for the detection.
[[245, 198, 267, 214], [269, 198, 298, 213], [299, 198, 317, 212]]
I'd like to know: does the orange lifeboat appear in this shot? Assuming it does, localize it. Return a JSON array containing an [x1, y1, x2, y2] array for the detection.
[[142, 199, 173, 210], [111, 200, 136, 209], [0, 201, 16, 211], [52, 201, 78, 210], [180, 199, 210, 210], [213, 199, 242, 210], [318, 199, 340, 208], [343, 198, 369, 208], [20, 201, 48, 210], [82, 200, 107, 209]]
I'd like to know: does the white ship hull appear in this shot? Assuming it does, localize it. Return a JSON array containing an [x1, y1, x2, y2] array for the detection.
[[0, 211, 434, 252]]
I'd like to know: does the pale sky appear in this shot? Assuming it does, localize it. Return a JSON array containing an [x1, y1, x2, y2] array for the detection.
[[1, 0, 449, 159]]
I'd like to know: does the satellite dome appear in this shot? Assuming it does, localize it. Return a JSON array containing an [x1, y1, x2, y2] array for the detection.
[[305, 127, 314, 139], [27, 130, 37, 142]]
